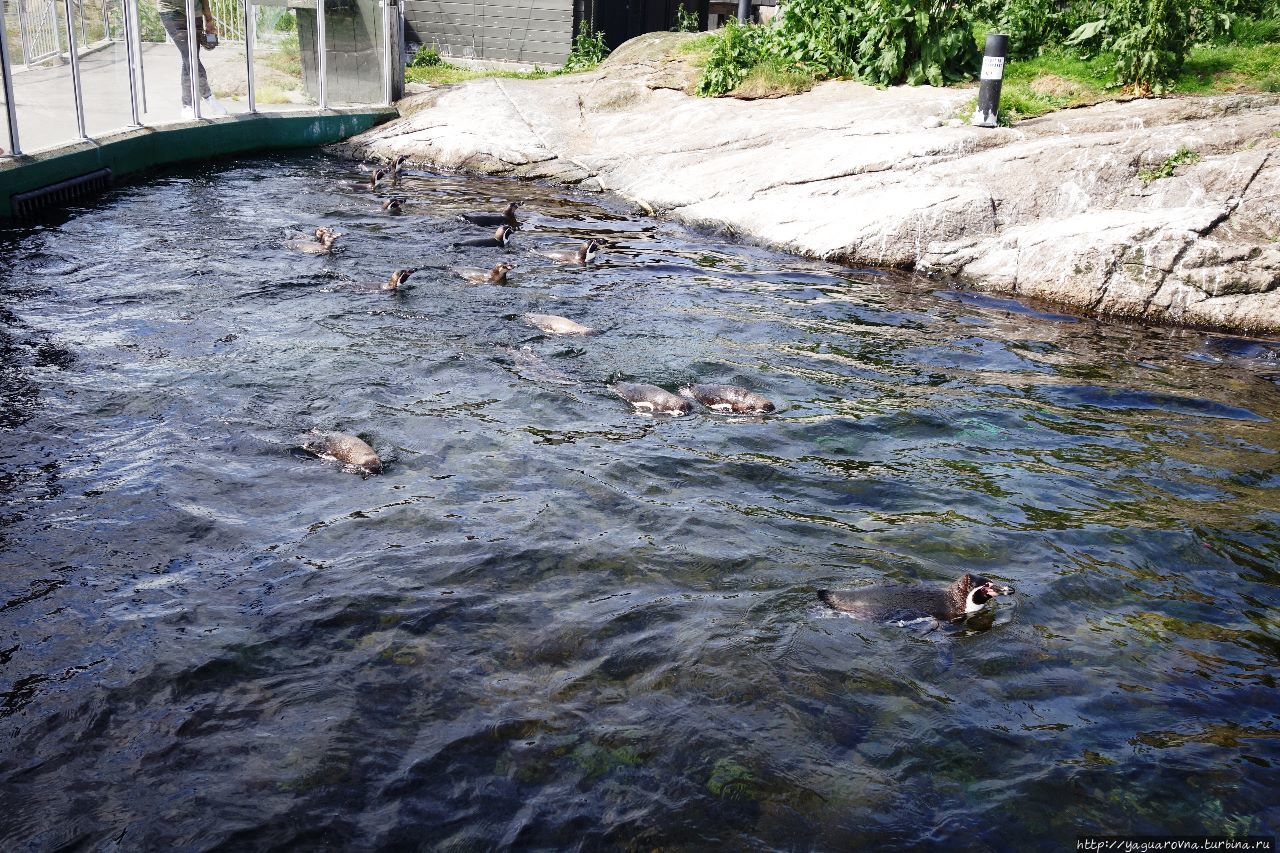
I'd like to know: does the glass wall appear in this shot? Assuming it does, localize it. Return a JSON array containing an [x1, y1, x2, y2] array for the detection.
[[249, 2, 314, 112], [7, 0, 83, 151], [317, 0, 384, 108], [77, 0, 141, 137], [0, 0, 392, 153]]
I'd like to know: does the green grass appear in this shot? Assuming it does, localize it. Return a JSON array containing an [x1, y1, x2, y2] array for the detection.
[[677, 33, 718, 65], [972, 42, 1280, 124], [264, 33, 302, 79], [731, 61, 815, 99], [405, 63, 555, 86]]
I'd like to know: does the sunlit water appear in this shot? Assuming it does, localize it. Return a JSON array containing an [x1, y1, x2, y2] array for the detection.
[[2, 153, 1278, 850]]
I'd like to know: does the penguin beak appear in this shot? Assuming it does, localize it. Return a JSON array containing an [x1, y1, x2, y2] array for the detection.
[[985, 582, 1014, 596]]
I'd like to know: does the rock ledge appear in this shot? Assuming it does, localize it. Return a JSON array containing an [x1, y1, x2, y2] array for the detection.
[[341, 33, 1280, 335]]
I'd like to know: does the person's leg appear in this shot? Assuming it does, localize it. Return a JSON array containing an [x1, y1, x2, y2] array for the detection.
[[158, 11, 193, 107], [193, 20, 212, 100]]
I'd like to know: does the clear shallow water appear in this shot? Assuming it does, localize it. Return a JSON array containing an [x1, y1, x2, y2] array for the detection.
[[1, 152, 1279, 850]]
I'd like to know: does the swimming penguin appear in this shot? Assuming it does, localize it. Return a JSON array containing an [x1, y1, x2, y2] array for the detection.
[[818, 574, 1015, 622], [368, 167, 388, 189], [679, 383, 776, 414], [382, 197, 406, 213], [302, 431, 383, 475], [388, 154, 410, 179], [285, 227, 342, 254], [457, 262, 516, 285], [609, 382, 694, 415], [537, 240, 603, 265], [455, 224, 514, 249], [522, 312, 598, 336], [460, 202, 520, 228], [376, 267, 417, 290], [340, 268, 419, 292]]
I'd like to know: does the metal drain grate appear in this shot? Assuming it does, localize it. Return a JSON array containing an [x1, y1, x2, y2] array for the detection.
[[9, 168, 113, 219]]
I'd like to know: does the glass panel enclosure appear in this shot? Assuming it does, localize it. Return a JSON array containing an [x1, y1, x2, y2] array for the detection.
[[77, 0, 140, 137], [249, 1, 314, 111], [7, 0, 82, 151], [319, 0, 383, 107], [202, 0, 249, 114], [0, 0, 393, 155]]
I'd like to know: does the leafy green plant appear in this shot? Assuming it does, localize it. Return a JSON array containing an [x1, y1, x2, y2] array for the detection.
[[1138, 146, 1200, 184], [698, 0, 981, 96], [673, 4, 700, 33], [410, 45, 442, 68], [1109, 0, 1191, 94], [697, 18, 771, 95], [564, 20, 609, 72], [851, 0, 981, 86], [988, 0, 1108, 58]]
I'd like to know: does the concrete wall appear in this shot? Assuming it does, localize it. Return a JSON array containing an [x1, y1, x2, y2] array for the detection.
[[403, 0, 574, 66], [297, 0, 385, 105]]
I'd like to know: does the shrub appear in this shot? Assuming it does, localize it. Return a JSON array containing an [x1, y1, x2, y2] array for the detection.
[[673, 4, 700, 33], [698, 18, 771, 95], [564, 20, 609, 72], [698, 0, 980, 96], [986, 0, 1108, 59], [1108, 0, 1190, 94], [849, 0, 981, 86], [410, 45, 442, 68]]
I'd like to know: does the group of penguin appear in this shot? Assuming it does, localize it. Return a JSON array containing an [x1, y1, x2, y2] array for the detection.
[[291, 154, 1017, 626], [291, 153, 778, 470]]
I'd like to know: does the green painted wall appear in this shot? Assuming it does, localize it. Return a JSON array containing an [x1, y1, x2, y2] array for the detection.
[[0, 108, 396, 218]]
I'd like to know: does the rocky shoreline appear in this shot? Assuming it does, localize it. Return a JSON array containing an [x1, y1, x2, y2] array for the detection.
[[339, 32, 1280, 335]]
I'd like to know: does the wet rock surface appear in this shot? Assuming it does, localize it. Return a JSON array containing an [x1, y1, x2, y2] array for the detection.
[[341, 32, 1280, 334]]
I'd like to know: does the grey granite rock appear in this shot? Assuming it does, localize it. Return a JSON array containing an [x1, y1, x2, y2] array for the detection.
[[341, 34, 1280, 334]]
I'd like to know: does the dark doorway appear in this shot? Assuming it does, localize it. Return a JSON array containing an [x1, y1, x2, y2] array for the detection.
[[577, 0, 710, 51]]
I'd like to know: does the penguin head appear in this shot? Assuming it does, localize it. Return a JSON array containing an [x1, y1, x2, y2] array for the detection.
[[388, 268, 418, 288], [582, 240, 603, 263], [491, 262, 516, 282], [505, 201, 521, 216], [383, 197, 405, 212], [496, 224, 515, 246], [316, 227, 342, 246], [961, 574, 1015, 614]]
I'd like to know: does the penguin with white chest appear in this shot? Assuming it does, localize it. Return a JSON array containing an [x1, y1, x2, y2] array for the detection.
[[818, 574, 1014, 623]]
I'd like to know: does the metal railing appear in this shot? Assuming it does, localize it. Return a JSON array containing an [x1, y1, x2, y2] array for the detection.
[[5, 0, 116, 67], [0, 0, 403, 158]]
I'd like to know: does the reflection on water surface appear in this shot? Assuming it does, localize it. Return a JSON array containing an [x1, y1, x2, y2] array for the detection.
[[1, 153, 1278, 850]]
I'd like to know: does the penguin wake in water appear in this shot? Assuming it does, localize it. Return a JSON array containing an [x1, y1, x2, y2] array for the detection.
[[818, 574, 1014, 624]]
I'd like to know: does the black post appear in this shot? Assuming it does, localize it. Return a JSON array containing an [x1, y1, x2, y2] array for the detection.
[[972, 32, 1008, 128], [737, 0, 750, 23]]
